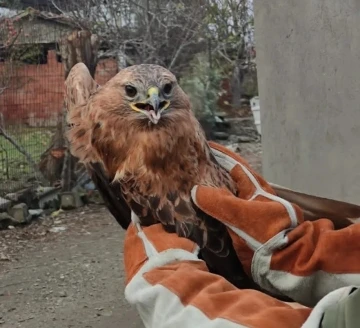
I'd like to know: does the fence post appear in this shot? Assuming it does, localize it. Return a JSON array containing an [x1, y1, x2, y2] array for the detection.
[[42, 30, 100, 192]]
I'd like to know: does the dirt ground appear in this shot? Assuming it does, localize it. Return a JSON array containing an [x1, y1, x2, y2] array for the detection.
[[0, 206, 143, 328], [0, 141, 262, 328]]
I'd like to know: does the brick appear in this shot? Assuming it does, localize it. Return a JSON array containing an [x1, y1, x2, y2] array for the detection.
[[0, 50, 118, 125]]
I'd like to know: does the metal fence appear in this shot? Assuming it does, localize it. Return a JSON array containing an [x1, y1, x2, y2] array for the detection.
[[0, 10, 72, 196], [0, 60, 62, 195], [0, 9, 120, 196]]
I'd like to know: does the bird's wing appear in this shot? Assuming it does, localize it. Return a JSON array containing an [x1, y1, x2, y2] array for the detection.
[[65, 63, 99, 163], [121, 180, 228, 253], [270, 183, 360, 228], [65, 63, 131, 229], [122, 183, 257, 289], [87, 163, 131, 229]]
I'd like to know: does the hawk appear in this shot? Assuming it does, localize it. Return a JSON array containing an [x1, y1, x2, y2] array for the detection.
[[65, 63, 360, 291], [65, 63, 256, 289]]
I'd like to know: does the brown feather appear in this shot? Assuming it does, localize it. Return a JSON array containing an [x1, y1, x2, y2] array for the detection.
[[67, 64, 237, 253], [65, 63, 131, 229], [65, 63, 257, 290]]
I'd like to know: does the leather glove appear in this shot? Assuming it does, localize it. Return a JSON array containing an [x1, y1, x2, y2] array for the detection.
[[123, 216, 312, 328], [191, 141, 360, 307], [122, 205, 358, 328]]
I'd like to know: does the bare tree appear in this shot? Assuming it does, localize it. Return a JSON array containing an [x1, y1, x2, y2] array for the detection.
[[51, 0, 207, 75], [38, 30, 100, 190], [205, 0, 256, 105]]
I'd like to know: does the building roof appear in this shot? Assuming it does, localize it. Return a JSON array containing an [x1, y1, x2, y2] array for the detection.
[[0, 7, 78, 46], [11, 7, 77, 28], [0, 0, 67, 11]]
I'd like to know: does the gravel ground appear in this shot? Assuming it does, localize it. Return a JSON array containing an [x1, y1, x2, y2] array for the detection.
[[0, 140, 262, 328]]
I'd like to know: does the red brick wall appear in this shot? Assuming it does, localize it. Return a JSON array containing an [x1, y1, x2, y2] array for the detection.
[[217, 78, 233, 113], [0, 50, 118, 126], [94, 57, 119, 86]]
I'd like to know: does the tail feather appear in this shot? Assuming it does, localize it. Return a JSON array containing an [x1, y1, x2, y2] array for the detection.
[[270, 183, 359, 229]]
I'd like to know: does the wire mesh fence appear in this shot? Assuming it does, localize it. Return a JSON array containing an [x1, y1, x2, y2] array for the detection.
[[0, 9, 119, 196], [0, 7, 257, 197], [0, 10, 73, 196]]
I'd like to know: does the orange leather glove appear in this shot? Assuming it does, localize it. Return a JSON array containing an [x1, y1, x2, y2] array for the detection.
[[124, 218, 200, 285], [123, 216, 313, 328], [191, 142, 360, 307], [122, 209, 357, 328]]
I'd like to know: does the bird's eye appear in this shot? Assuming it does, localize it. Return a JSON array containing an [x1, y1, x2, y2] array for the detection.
[[163, 83, 172, 95], [125, 85, 137, 98]]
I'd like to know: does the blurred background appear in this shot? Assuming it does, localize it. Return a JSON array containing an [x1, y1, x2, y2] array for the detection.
[[0, 3, 261, 326], [0, 0, 259, 198], [2, 1, 360, 327]]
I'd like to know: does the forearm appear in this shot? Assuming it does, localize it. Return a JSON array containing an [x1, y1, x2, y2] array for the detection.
[[195, 143, 360, 307], [124, 247, 311, 328], [253, 220, 360, 307]]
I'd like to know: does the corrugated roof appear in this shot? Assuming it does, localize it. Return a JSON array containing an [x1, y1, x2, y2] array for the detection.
[[10, 7, 77, 27]]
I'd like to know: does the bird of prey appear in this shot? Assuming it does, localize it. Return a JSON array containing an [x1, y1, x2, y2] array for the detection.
[[65, 63, 360, 291], [65, 63, 256, 290]]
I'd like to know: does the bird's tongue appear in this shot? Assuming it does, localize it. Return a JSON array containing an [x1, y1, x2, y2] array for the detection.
[[149, 109, 160, 123]]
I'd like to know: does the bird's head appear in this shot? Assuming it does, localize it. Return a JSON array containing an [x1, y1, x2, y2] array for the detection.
[[101, 64, 191, 126], [65, 63, 204, 174]]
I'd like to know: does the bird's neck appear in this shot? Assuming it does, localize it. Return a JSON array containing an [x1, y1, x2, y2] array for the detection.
[[107, 121, 210, 193]]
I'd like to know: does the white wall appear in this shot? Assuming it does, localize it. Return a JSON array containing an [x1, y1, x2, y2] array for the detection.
[[254, 0, 360, 203]]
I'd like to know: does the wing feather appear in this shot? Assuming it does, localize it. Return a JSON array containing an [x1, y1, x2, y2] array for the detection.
[[65, 63, 131, 228], [270, 183, 359, 229], [121, 174, 232, 257], [88, 163, 131, 229], [64, 64, 260, 292]]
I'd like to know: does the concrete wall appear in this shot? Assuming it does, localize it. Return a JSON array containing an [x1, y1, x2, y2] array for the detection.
[[254, 0, 360, 203]]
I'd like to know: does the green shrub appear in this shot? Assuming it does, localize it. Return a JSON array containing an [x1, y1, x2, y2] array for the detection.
[[179, 53, 225, 118]]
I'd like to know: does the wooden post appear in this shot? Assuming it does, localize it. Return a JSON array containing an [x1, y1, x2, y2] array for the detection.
[[39, 30, 100, 191]]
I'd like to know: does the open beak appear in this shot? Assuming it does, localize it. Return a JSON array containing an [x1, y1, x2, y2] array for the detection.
[[130, 87, 170, 125], [146, 87, 161, 124]]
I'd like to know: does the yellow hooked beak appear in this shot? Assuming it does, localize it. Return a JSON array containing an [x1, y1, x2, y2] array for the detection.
[[130, 87, 170, 124]]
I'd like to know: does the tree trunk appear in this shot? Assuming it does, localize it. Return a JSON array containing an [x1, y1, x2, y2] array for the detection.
[[60, 30, 99, 79], [38, 112, 66, 185], [230, 63, 244, 110], [40, 30, 100, 191]]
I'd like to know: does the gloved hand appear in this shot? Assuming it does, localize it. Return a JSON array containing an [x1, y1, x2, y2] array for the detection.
[[123, 215, 313, 328], [122, 205, 359, 328], [123, 215, 200, 285], [191, 141, 360, 307]]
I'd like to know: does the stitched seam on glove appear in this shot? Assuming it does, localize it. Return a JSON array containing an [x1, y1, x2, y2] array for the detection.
[[125, 248, 202, 293], [252, 229, 291, 274], [224, 222, 262, 251], [190, 185, 262, 252], [212, 148, 299, 229], [125, 271, 251, 328], [251, 229, 291, 293], [131, 211, 159, 257]]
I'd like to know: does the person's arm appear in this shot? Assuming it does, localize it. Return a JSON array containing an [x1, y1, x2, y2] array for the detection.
[[189, 142, 360, 308], [123, 220, 313, 328]]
